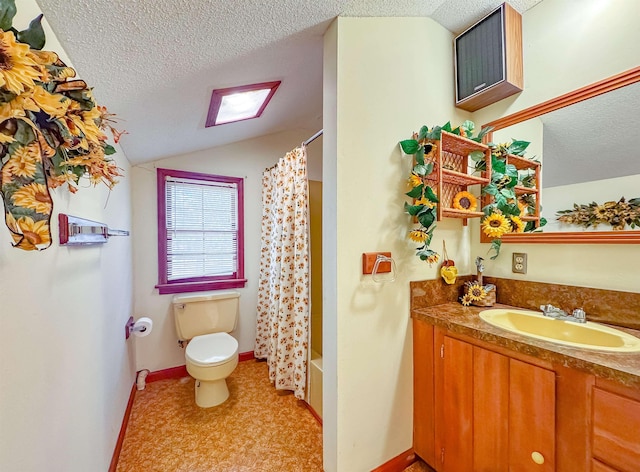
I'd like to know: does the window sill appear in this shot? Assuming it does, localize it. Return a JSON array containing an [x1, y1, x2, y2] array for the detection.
[[156, 279, 247, 295]]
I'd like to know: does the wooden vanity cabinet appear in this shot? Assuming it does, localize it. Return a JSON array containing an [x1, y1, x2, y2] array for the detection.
[[433, 330, 555, 472], [413, 319, 603, 472]]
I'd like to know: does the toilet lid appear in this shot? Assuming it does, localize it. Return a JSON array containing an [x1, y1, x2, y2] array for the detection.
[[186, 332, 238, 367]]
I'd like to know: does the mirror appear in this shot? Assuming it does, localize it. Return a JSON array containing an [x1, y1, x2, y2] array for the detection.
[[482, 66, 640, 244]]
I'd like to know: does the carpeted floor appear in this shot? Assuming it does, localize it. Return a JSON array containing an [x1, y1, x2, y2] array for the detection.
[[404, 459, 435, 471], [116, 360, 323, 471], [117, 359, 434, 472]]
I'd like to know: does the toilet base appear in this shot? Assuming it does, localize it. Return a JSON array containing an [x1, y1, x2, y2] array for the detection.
[[195, 378, 230, 408]]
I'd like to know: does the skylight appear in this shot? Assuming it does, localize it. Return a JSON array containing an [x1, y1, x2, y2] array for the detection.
[[206, 81, 281, 127]]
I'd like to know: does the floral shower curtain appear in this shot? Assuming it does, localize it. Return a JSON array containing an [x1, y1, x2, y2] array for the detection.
[[255, 146, 310, 400]]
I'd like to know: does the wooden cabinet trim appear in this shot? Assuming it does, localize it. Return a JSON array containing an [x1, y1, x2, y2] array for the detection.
[[595, 376, 640, 402], [412, 319, 436, 465], [434, 326, 555, 370]]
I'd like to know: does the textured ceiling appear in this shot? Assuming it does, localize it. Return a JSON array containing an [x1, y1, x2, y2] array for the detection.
[[542, 82, 640, 188], [35, 0, 543, 164]]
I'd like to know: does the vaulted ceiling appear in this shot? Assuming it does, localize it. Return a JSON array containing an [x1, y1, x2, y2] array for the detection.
[[35, 0, 542, 164]]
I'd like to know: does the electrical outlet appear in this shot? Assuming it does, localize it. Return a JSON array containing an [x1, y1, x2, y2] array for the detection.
[[512, 252, 527, 274]]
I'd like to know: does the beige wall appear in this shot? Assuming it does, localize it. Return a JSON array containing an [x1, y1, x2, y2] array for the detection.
[[131, 129, 321, 372], [470, 0, 640, 292], [0, 3, 135, 470], [324, 17, 471, 471]]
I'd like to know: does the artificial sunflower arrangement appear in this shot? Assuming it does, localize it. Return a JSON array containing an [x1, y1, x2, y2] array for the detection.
[[399, 121, 491, 264], [0, 0, 124, 251], [473, 139, 547, 258], [556, 197, 640, 230]]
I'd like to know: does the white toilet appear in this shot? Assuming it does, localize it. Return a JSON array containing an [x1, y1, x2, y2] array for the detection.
[[172, 291, 240, 408]]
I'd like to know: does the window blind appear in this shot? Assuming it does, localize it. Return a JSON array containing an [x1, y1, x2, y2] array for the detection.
[[165, 176, 238, 281]]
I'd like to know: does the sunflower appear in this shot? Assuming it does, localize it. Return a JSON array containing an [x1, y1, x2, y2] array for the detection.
[[27, 49, 75, 83], [0, 92, 40, 123], [452, 191, 477, 211], [12, 216, 51, 251], [409, 229, 428, 243], [425, 253, 439, 265], [517, 198, 528, 216], [0, 31, 42, 95], [11, 183, 52, 215], [460, 293, 472, 307], [414, 197, 435, 208], [81, 107, 106, 145], [482, 213, 511, 238], [27, 49, 59, 67], [4, 144, 39, 178], [510, 215, 525, 233], [407, 172, 422, 188], [593, 205, 608, 220], [28, 86, 70, 118], [466, 282, 487, 301]]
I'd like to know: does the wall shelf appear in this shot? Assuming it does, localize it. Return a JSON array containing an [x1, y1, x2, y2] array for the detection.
[[425, 131, 491, 225], [480, 152, 542, 243]]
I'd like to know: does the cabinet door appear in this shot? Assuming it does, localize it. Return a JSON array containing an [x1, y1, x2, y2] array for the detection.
[[436, 335, 474, 472], [431, 330, 557, 472], [473, 347, 509, 472], [509, 358, 556, 472], [413, 319, 436, 465]]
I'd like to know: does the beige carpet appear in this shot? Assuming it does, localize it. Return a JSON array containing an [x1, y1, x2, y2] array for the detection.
[[116, 360, 323, 471]]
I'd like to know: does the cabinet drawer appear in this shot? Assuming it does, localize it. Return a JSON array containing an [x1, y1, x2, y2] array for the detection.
[[593, 387, 640, 472], [592, 459, 620, 472]]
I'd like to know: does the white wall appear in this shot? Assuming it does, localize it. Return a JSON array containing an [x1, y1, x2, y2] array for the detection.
[[131, 128, 321, 372], [324, 17, 471, 471], [0, 3, 135, 471], [470, 0, 640, 292]]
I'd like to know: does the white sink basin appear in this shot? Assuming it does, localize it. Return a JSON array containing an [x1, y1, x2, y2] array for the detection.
[[479, 308, 640, 352]]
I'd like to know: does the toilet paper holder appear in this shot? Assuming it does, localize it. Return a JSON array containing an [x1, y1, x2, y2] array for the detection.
[[125, 316, 150, 339]]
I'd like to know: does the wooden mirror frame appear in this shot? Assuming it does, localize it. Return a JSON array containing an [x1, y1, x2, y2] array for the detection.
[[482, 66, 640, 244]]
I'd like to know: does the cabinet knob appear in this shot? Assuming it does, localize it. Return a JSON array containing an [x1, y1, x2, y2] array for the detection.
[[531, 451, 545, 465]]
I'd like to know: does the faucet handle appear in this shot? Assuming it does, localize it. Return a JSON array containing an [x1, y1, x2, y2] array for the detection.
[[572, 308, 586, 322]]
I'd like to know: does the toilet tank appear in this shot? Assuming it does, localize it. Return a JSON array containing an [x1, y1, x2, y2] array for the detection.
[[172, 291, 240, 340]]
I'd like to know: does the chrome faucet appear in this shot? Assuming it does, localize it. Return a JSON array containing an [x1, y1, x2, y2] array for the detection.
[[540, 304, 587, 323]]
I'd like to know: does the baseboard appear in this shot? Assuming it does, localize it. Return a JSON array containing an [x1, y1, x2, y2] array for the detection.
[[304, 401, 323, 426], [146, 351, 256, 383], [239, 350, 255, 362], [370, 448, 416, 472], [146, 365, 189, 383], [108, 382, 136, 472]]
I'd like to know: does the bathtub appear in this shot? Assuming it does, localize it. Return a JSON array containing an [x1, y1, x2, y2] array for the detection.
[[308, 351, 323, 420]]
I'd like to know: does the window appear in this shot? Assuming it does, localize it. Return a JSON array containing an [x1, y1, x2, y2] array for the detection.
[[156, 168, 246, 294]]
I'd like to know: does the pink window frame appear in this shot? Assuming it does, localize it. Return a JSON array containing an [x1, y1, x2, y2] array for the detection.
[[155, 168, 246, 295]]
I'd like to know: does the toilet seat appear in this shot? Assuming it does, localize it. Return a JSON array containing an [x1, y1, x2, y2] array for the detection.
[[186, 332, 238, 367]]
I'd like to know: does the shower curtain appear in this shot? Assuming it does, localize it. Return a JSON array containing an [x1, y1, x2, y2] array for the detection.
[[255, 146, 310, 400]]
